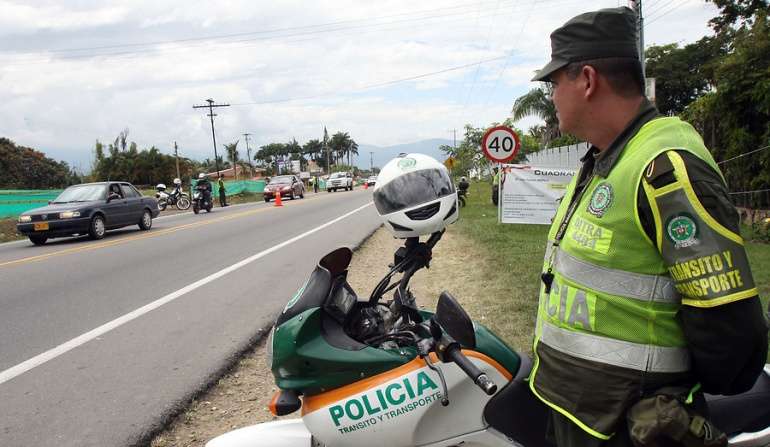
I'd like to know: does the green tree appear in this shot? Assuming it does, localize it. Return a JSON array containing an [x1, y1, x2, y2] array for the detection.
[[682, 11, 770, 196], [0, 138, 81, 188], [707, 0, 769, 33], [223, 140, 239, 178], [645, 36, 727, 115], [511, 86, 560, 147]]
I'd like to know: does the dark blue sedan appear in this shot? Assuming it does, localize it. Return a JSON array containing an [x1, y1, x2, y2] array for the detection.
[[16, 182, 159, 245]]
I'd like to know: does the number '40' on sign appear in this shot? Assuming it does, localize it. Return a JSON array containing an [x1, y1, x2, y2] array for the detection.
[[481, 126, 521, 164]]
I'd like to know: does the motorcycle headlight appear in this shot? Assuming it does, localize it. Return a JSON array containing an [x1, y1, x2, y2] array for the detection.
[[59, 211, 81, 219], [18, 215, 32, 223]]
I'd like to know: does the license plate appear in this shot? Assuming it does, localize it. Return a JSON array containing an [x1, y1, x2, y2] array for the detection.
[[34, 222, 49, 231]]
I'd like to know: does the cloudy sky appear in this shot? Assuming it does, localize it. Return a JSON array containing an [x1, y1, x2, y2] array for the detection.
[[0, 0, 719, 170]]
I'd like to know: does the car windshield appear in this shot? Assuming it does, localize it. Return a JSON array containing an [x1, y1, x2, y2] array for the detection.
[[330, 173, 345, 179], [269, 177, 292, 185], [52, 184, 106, 203]]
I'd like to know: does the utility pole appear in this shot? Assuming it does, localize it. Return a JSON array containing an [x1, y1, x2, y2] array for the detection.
[[324, 126, 330, 174], [243, 133, 254, 178], [370, 151, 374, 173], [193, 98, 230, 176], [173, 141, 180, 180], [449, 129, 457, 149], [629, 0, 645, 78]]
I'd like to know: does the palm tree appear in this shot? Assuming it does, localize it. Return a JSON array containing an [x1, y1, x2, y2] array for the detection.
[[511, 87, 560, 147], [329, 132, 352, 169], [347, 140, 359, 167], [223, 141, 239, 178]]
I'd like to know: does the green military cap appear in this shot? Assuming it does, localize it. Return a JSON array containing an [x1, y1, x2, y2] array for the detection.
[[532, 7, 639, 82]]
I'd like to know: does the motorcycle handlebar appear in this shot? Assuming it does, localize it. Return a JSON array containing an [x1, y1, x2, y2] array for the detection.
[[445, 345, 497, 396]]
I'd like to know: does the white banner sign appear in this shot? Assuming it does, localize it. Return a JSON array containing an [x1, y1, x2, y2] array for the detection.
[[500, 164, 576, 225]]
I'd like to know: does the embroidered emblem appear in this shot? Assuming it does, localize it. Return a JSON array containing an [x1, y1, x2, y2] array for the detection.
[[587, 183, 613, 217], [397, 158, 416, 170], [666, 213, 699, 249]]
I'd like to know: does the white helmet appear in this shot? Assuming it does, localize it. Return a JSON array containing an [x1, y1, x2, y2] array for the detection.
[[198, 173, 206, 179], [373, 153, 458, 238], [173, 178, 182, 185]]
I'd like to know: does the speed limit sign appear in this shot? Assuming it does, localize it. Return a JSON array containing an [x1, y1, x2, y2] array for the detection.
[[481, 126, 520, 163]]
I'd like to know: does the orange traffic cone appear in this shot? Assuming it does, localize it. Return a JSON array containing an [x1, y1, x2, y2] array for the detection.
[[274, 191, 283, 207], [363, 182, 368, 190]]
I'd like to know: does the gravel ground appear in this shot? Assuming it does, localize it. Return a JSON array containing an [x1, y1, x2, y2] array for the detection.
[[150, 225, 498, 447]]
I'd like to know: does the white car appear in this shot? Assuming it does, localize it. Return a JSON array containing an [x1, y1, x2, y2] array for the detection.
[[327, 172, 353, 192], [366, 175, 377, 186]]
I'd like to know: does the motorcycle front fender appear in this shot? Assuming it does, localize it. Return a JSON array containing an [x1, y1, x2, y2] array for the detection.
[[206, 419, 310, 447]]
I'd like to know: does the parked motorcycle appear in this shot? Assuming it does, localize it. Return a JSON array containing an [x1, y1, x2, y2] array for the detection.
[[207, 232, 770, 447], [156, 181, 191, 211], [192, 186, 213, 214], [457, 188, 467, 208]]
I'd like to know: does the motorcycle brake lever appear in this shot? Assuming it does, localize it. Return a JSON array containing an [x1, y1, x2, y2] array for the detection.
[[422, 353, 449, 406]]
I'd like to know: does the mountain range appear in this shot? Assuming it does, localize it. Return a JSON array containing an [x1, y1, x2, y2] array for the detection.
[[355, 139, 454, 170]]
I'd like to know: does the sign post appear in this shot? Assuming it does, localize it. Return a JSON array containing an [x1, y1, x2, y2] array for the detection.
[[480, 126, 520, 222]]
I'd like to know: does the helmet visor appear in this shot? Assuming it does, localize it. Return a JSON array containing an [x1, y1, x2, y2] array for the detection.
[[373, 169, 455, 215]]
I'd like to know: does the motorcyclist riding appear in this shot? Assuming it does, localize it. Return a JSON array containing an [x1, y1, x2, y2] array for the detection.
[[196, 173, 212, 203]]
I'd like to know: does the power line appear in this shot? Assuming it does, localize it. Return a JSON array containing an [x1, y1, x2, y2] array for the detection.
[[717, 144, 770, 165], [646, 0, 692, 26], [476, 0, 539, 116], [643, 0, 673, 18], [1, 0, 579, 67], [229, 55, 509, 106], [1, 0, 530, 64], [5, 0, 510, 56]]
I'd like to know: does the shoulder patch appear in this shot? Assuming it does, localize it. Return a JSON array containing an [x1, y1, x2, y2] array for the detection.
[[644, 152, 676, 187]]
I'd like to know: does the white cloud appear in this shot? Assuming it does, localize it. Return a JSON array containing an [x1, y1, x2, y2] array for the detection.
[[0, 0, 721, 168]]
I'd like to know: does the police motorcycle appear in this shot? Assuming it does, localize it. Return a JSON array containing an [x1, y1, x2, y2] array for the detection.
[[193, 174, 214, 214], [156, 178, 191, 211], [207, 155, 770, 447]]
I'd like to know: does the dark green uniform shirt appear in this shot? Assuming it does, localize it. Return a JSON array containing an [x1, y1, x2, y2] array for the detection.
[[572, 100, 767, 396]]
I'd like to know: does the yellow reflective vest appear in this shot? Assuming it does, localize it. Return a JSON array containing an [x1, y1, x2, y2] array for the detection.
[[530, 117, 758, 439]]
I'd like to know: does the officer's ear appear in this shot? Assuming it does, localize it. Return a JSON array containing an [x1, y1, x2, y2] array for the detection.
[[582, 65, 599, 100]]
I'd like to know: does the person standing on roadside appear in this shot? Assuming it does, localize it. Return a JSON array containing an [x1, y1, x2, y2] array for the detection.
[[491, 167, 500, 206], [529, 7, 767, 447], [313, 175, 319, 193], [218, 174, 228, 207]]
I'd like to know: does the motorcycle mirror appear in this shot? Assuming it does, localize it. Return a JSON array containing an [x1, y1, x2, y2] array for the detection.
[[435, 291, 476, 348]]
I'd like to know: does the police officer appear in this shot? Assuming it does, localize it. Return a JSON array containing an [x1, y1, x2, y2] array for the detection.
[[491, 167, 500, 206], [218, 174, 228, 207], [530, 7, 767, 446]]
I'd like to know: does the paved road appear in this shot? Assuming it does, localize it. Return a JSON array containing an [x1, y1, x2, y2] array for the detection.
[[0, 189, 379, 447]]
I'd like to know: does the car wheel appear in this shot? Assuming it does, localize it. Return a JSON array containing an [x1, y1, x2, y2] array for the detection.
[[29, 235, 47, 245], [89, 215, 106, 240], [138, 209, 152, 231], [264, 197, 270, 202]]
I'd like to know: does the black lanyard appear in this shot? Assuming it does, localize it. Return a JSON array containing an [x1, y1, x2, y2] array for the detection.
[[541, 162, 595, 293]]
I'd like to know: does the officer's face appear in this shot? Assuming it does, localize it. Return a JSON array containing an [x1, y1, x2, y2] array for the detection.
[[550, 69, 583, 137]]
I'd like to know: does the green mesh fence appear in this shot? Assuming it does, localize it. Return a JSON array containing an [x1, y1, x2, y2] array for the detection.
[[191, 179, 266, 195], [0, 189, 64, 219]]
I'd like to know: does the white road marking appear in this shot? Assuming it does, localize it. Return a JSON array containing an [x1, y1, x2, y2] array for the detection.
[[0, 202, 373, 386]]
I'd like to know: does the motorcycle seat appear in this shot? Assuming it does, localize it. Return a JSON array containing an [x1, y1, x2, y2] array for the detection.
[[483, 355, 553, 447], [707, 365, 770, 436]]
